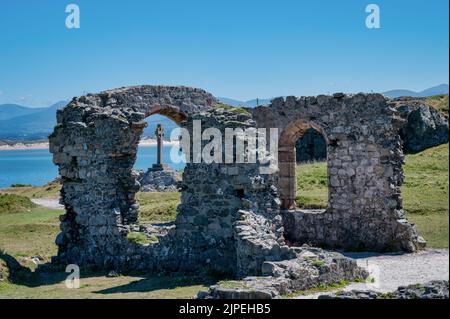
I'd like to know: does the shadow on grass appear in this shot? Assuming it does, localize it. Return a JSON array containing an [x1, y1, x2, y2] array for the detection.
[[94, 275, 216, 295], [1, 252, 216, 294], [1, 252, 70, 287]]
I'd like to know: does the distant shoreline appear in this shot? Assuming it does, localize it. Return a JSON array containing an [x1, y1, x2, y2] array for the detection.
[[0, 139, 179, 151]]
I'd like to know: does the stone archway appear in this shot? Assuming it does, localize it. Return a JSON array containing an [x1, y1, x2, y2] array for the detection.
[[278, 120, 329, 209], [49, 86, 217, 266], [49, 88, 425, 273], [248, 94, 425, 252]]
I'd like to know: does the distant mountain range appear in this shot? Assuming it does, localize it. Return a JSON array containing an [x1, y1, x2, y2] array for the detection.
[[0, 101, 68, 141], [383, 84, 449, 98], [0, 101, 179, 142], [217, 97, 273, 107], [0, 84, 448, 141], [218, 84, 449, 106]]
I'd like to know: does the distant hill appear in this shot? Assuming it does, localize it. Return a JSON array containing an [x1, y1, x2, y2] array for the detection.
[[0, 84, 447, 141], [0, 101, 68, 140], [218, 97, 273, 107], [0, 101, 179, 141], [0, 104, 47, 121], [219, 85, 449, 106], [383, 84, 449, 98]]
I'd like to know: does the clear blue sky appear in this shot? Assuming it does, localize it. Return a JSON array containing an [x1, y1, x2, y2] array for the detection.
[[0, 0, 448, 106]]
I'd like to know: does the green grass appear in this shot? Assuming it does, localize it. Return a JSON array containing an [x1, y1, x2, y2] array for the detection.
[[0, 181, 61, 200], [214, 103, 250, 115], [137, 192, 180, 223], [127, 232, 159, 245], [0, 194, 36, 214], [0, 143, 447, 298], [0, 190, 211, 298], [0, 206, 61, 265], [426, 94, 448, 117], [295, 162, 329, 209], [283, 280, 353, 298], [0, 273, 213, 299], [311, 259, 326, 267], [295, 143, 449, 248]]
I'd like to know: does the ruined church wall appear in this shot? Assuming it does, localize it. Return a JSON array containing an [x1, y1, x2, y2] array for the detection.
[[250, 93, 424, 252], [49, 86, 424, 274]]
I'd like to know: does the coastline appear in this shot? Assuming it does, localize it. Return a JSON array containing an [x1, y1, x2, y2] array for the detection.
[[0, 139, 179, 151]]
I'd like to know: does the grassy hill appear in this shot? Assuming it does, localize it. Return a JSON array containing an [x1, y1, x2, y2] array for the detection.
[[426, 94, 449, 117]]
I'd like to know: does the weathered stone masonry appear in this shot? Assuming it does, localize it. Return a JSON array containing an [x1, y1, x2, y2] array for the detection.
[[49, 85, 424, 297], [249, 93, 425, 252]]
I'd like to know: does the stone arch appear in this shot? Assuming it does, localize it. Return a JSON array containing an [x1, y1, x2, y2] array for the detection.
[[49, 88, 426, 272], [49, 86, 217, 266], [278, 120, 329, 209], [249, 94, 425, 252], [144, 105, 187, 123]]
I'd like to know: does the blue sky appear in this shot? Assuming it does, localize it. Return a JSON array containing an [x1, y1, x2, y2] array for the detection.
[[0, 0, 448, 107]]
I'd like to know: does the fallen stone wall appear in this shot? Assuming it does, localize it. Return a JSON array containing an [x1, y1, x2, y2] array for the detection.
[[319, 280, 449, 299]]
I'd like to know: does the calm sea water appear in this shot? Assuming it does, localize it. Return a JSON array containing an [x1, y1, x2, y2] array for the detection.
[[0, 146, 185, 188]]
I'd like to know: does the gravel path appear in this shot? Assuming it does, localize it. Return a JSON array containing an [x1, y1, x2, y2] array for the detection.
[[296, 249, 449, 299], [31, 198, 64, 210]]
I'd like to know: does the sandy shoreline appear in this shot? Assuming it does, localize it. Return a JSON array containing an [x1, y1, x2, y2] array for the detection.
[[0, 139, 179, 151]]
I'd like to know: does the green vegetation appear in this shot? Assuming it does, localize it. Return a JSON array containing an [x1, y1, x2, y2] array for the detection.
[[0, 143, 447, 298], [0, 272, 213, 299], [0, 180, 61, 199], [127, 232, 158, 245], [214, 103, 250, 115], [0, 206, 61, 265], [426, 94, 449, 117], [0, 190, 211, 298], [311, 259, 326, 267], [137, 192, 180, 224], [217, 280, 248, 289], [10, 184, 33, 188], [0, 194, 36, 214], [127, 232, 151, 245], [295, 162, 328, 209], [296, 143, 449, 248], [283, 280, 352, 298]]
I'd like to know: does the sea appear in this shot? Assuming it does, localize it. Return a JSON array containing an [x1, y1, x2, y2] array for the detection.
[[0, 145, 185, 188]]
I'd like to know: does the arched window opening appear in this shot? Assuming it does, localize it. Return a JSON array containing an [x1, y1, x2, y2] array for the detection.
[[133, 114, 185, 228], [278, 122, 329, 210]]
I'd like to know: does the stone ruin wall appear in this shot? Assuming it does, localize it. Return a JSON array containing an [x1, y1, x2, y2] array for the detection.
[[249, 93, 425, 252], [49, 85, 424, 277]]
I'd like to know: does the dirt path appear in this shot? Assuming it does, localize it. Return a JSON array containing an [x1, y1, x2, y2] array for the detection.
[[31, 198, 64, 210], [296, 249, 449, 299]]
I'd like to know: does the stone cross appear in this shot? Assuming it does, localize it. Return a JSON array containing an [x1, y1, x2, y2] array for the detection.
[[155, 124, 164, 166]]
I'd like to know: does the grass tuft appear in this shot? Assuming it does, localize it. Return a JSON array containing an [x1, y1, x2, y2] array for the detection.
[[0, 194, 36, 214]]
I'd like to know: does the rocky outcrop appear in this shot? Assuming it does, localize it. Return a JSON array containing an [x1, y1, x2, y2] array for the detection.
[[137, 169, 181, 192], [319, 280, 449, 299], [391, 97, 449, 154]]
